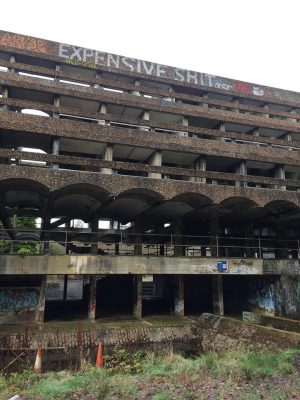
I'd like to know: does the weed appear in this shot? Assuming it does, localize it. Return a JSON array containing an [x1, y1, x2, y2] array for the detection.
[[154, 390, 171, 400]]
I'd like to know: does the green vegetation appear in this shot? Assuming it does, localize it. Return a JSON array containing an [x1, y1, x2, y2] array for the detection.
[[0, 216, 39, 254], [0, 348, 299, 399]]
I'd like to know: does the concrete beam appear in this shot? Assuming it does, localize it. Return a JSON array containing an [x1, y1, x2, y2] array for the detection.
[[0, 254, 290, 275]]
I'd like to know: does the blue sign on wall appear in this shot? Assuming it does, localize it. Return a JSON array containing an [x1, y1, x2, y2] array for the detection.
[[217, 261, 228, 272]]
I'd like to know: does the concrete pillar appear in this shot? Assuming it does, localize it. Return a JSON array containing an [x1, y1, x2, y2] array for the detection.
[[131, 80, 140, 96], [281, 132, 292, 141], [148, 150, 162, 179], [100, 144, 113, 175], [98, 103, 108, 125], [35, 276, 48, 322], [202, 93, 208, 109], [53, 95, 60, 118], [42, 217, 50, 255], [274, 164, 286, 190], [134, 221, 143, 255], [173, 219, 183, 256], [245, 223, 255, 258], [288, 109, 297, 123], [233, 98, 239, 113], [253, 128, 259, 137], [51, 137, 60, 169], [9, 55, 16, 73], [133, 275, 142, 318], [262, 104, 269, 118], [189, 156, 206, 183], [88, 276, 97, 321], [210, 217, 219, 257], [1, 86, 9, 111], [94, 72, 102, 89], [176, 116, 189, 137], [174, 275, 184, 317], [54, 64, 61, 82], [139, 110, 150, 131], [275, 226, 289, 259], [212, 275, 224, 316], [235, 161, 247, 187], [90, 219, 98, 255]]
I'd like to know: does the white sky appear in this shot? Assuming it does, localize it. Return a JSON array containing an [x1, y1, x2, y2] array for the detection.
[[2, 0, 300, 92]]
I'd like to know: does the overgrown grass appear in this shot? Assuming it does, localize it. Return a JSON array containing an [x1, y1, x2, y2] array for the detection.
[[0, 348, 299, 399]]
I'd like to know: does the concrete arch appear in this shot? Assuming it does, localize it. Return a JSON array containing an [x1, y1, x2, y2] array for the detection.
[[50, 183, 112, 220], [171, 192, 213, 209], [220, 196, 260, 210], [264, 199, 300, 211], [117, 188, 164, 205]]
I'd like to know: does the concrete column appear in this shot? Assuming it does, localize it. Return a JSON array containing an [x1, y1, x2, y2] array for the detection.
[[166, 86, 176, 102], [210, 217, 219, 257], [233, 98, 239, 113], [202, 93, 208, 109], [42, 217, 50, 255], [235, 161, 247, 187], [139, 110, 150, 131], [148, 150, 162, 179], [35, 276, 48, 323], [253, 128, 259, 137], [100, 144, 114, 175], [1, 86, 9, 111], [131, 80, 140, 96], [94, 72, 102, 89], [288, 109, 297, 123], [133, 275, 142, 319], [88, 276, 97, 321], [174, 275, 184, 317], [176, 116, 189, 137], [189, 156, 206, 183], [9, 55, 16, 73], [244, 223, 255, 258], [281, 132, 292, 141], [54, 64, 61, 82], [134, 221, 143, 255], [51, 137, 60, 169], [173, 219, 183, 256], [263, 104, 269, 118], [219, 123, 227, 143], [53, 95, 60, 118], [90, 219, 98, 255], [274, 164, 286, 190], [212, 275, 224, 316], [98, 103, 108, 126], [275, 226, 289, 259]]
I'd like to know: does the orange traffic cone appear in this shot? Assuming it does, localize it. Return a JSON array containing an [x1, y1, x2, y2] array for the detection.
[[96, 341, 103, 368], [33, 347, 42, 373]]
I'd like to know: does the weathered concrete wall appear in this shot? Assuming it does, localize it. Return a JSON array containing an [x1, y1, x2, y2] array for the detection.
[[0, 287, 40, 323], [0, 255, 290, 275], [247, 276, 279, 316], [1, 30, 300, 104]]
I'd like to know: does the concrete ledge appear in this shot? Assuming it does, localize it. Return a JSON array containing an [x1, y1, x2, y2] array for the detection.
[[0, 254, 296, 275]]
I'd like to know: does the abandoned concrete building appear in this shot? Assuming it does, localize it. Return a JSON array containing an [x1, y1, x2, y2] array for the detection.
[[0, 30, 299, 325]]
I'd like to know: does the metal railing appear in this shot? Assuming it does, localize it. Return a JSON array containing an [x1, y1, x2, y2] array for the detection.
[[0, 228, 299, 259]]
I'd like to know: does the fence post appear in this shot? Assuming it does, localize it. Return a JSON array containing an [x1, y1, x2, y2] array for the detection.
[[258, 237, 262, 258]]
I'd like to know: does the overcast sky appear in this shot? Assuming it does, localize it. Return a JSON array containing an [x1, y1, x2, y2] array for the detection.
[[2, 0, 300, 92]]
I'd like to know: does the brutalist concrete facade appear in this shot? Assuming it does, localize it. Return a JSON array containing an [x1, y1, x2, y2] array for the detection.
[[0, 31, 299, 324]]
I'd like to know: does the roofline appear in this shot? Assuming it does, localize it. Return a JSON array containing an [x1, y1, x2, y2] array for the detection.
[[0, 29, 299, 104]]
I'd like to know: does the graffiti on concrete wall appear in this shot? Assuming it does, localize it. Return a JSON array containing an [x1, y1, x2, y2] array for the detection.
[[248, 279, 277, 314], [0, 288, 39, 313], [279, 275, 300, 318], [58, 43, 268, 98]]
